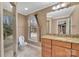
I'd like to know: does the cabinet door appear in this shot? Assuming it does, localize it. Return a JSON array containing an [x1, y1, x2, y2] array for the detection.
[[41, 38, 52, 48], [54, 46, 71, 57], [72, 50, 79, 57], [41, 38, 52, 57], [72, 43, 79, 57], [52, 40, 71, 48], [42, 47, 51, 57], [72, 43, 79, 50]]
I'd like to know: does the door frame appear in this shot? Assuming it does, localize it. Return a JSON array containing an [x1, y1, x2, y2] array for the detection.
[[10, 2, 18, 57]]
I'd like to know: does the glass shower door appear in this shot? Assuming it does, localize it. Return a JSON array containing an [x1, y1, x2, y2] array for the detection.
[[3, 2, 14, 57]]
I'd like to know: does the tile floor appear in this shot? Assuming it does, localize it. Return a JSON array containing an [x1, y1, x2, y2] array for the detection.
[[4, 43, 41, 57]]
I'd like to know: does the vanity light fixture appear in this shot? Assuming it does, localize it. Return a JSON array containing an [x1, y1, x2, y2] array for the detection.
[[57, 4, 61, 9], [52, 4, 61, 10], [25, 8, 28, 10], [52, 3, 68, 11]]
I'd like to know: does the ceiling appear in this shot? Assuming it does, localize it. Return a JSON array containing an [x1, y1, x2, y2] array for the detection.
[[47, 5, 75, 19], [3, 2, 58, 15]]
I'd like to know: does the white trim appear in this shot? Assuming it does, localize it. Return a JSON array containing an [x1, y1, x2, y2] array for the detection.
[[49, 19, 52, 34], [70, 17, 72, 34], [57, 19, 58, 34], [66, 18, 70, 35]]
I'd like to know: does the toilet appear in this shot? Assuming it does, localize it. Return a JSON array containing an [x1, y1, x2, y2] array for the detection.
[[18, 35, 27, 49]]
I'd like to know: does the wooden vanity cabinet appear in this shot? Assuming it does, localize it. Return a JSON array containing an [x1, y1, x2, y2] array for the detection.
[[52, 40, 71, 57], [72, 43, 79, 57], [42, 38, 52, 48], [52, 40, 71, 48], [42, 47, 51, 57], [41, 38, 79, 57], [52, 46, 71, 57], [41, 38, 52, 57], [72, 50, 79, 57]]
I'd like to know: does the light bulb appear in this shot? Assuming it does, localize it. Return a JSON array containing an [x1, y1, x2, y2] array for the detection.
[[61, 3, 67, 7], [57, 4, 61, 9], [52, 6, 56, 10], [25, 8, 28, 10]]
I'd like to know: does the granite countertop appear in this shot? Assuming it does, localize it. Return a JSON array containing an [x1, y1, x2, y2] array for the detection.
[[41, 35, 79, 44]]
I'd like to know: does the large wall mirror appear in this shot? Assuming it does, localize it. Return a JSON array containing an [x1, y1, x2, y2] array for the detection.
[[0, 2, 3, 56], [47, 5, 79, 36], [3, 2, 14, 57], [28, 15, 39, 43]]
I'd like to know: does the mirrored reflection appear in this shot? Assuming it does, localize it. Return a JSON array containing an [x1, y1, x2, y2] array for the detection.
[[28, 15, 38, 42], [47, 5, 79, 37], [3, 2, 14, 57]]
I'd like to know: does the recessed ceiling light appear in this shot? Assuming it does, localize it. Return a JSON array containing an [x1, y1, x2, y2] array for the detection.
[[61, 3, 67, 7], [52, 6, 56, 10], [25, 8, 28, 10]]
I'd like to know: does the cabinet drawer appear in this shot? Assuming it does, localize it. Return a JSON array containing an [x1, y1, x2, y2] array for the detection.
[[72, 43, 79, 50], [52, 40, 71, 48], [72, 50, 79, 57], [41, 38, 52, 48], [42, 47, 51, 57], [54, 46, 71, 57]]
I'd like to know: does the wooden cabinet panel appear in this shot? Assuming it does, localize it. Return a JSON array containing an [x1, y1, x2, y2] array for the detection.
[[52, 40, 71, 48], [41, 38, 52, 48], [51, 46, 54, 57], [41, 38, 79, 57], [72, 43, 79, 50], [72, 50, 79, 57], [42, 47, 51, 57], [54, 46, 71, 57]]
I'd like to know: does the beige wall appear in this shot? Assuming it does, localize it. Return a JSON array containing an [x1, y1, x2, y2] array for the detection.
[[18, 13, 28, 41], [27, 6, 53, 36], [51, 19, 57, 34], [71, 5, 79, 35]]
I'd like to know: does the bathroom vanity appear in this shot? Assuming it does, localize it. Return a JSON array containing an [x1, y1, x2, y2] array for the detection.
[[41, 35, 79, 57]]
